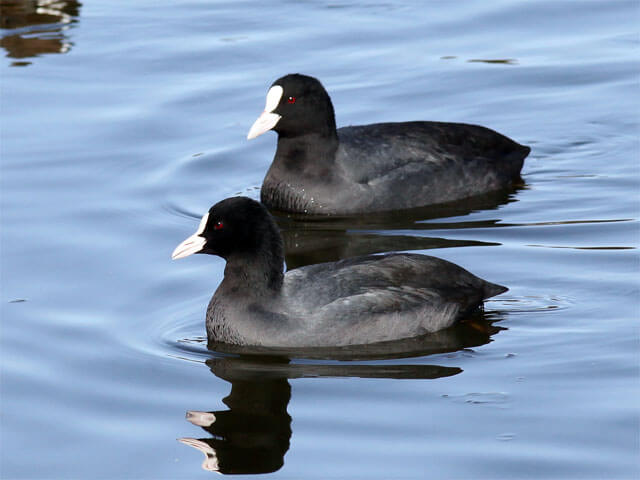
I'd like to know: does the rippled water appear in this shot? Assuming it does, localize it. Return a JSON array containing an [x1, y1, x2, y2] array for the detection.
[[1, 0, 639, 478]]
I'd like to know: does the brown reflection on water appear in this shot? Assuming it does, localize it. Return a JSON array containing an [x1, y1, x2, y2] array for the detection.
[[0, 0, 81, 65]]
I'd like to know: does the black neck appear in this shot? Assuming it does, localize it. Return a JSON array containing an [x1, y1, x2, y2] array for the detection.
[[274, 132, 339, 180], [221, 248, 284, 296]]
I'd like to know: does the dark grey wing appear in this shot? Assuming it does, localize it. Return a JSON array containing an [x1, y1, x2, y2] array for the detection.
[[338, 121, 528, 182], [335, 122, 529, 210], [284, 253, 506, 316], [282, 253, 507, 345]]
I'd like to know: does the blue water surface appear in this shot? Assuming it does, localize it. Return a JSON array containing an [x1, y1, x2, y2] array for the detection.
[[1, 0, 639, 478]]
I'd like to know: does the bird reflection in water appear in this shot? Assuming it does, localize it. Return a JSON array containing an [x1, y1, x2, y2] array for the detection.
[[180, 360, 292, 475], [275, 185, 525, 269], [0, 0, 81, 66], [179, 311, 505, 474]]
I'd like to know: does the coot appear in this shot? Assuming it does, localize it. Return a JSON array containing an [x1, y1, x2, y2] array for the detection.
[[172, 197, 507, 348], [248, 74, 529, 215]]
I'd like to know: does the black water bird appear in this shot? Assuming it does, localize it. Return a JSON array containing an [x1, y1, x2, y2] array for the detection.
[[172, 197, 507, 348], [248, 73, 529, 215]]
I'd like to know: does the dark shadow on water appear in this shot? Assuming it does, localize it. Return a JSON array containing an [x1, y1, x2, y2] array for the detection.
[[0, 0, 81, 66], [179, 370, 292, 475], [273, 186, 524, 268], [468, 58, 518, 65], [282, 229, 500, 270], [179, 310, 505, 474]]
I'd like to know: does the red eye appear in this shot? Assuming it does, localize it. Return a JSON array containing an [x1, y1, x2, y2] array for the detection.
[[214, 221, 224, 230], [287, 96, 296, 104]]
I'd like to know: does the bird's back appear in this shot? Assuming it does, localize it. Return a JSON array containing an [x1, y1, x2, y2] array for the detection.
[[282, 253, 506, 346], [334, 121, 529, 212]]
